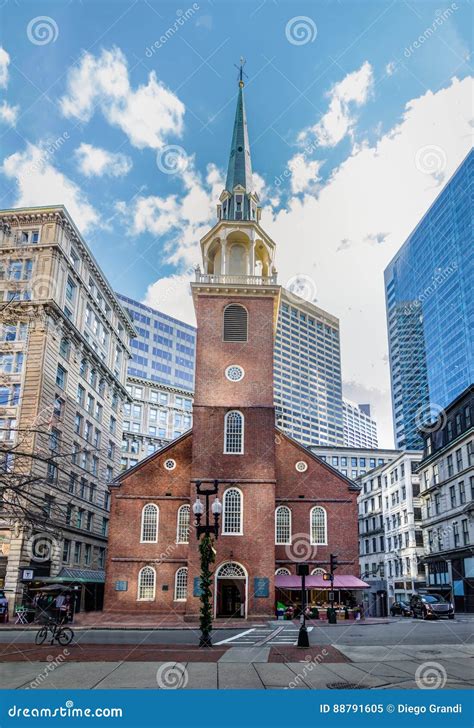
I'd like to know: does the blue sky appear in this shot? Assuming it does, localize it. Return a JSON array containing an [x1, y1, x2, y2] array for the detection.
[[0, 0, 472, 445]]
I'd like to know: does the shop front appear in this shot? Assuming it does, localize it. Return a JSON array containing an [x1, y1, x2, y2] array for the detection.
[[275, 574, 370, 619], [19, 567, 105, 622]]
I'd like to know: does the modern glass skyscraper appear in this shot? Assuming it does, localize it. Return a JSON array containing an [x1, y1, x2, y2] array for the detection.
[[385, 150, 473, 450], [274, 288, 344, 447], [116, 293, 196, 391]]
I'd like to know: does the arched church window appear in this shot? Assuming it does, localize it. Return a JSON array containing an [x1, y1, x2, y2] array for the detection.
[[176, 505, 190, 544], [137, 566, 156, 601], [310, 506, 327, 545], [224, 411, 244, 454], [223, 304, 248, 342], [174, 567, 188, 601], [140, 504, 158, 543], [275, 506, 291, 545], [222, 488, 243, 534]]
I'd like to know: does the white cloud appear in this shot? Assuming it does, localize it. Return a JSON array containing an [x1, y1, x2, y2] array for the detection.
[[0, 47, 10, 89], [75, 143, 132, 177], [119, 160, 223, 272], [385, 61, 397, 76], [144, 271, 196, 324], [299, 61, 374, 148], [1, 143, 99, 232], [0, 100, 19, 125], [288, 154, 322, 194], [60, 47, 185, 150], [0, 47, 19, 126]]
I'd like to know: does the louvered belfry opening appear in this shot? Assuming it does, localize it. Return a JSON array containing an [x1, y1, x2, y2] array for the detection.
[[223, 304, 248, 341]]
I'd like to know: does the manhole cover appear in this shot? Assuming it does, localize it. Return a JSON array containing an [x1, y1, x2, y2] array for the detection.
[[328, 682, 364, 690]]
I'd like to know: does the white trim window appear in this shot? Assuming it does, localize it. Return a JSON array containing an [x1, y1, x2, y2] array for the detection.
[[275, 567, 290, 576], [222, 487, 243, 535], [140, 503, 158, 543], [224, 410, 244, 454], [174, 567, 188, 601], [310, 506, 327, 545], [311, 567, 327, 576], [176, 504, 190, 544], [137, 566, 156, 600], [275, 506, 291, 545]]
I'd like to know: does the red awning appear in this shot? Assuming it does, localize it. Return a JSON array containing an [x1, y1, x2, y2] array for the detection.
[[275, 574, 370, 590]]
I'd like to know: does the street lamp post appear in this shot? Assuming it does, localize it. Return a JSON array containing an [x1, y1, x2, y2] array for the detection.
[[296, 563, 310, 648], [192, 480, 222, 648]]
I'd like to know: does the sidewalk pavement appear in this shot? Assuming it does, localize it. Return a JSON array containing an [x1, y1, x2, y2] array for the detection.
[[1, 644, 472, 690], [0, 616, 392, 631]]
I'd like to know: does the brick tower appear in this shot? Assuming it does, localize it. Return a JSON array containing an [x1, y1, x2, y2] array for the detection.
[[185, 70, 280, 619]]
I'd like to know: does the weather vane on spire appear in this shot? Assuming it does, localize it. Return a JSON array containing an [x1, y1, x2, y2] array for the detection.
[[234, 56, 248, 88]]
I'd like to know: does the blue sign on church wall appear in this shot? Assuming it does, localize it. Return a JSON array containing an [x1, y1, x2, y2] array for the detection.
[[254, 577, 269, 598], [193, 576, 202, 597], [115, 580, 128, 591]]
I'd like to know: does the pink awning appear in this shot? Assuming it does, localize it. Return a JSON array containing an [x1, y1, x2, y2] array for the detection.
[[275, 574, 370, 590]]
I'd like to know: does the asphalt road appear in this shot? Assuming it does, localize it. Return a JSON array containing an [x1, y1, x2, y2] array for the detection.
[[0, 617, 472, 647]]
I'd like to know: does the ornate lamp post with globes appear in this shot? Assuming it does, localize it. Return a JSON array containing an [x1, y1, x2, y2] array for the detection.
[[192, 480, 222, 648]]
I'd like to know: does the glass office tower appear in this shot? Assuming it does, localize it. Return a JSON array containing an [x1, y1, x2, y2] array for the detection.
[[116, 293, 196, 391], [384, 150, 473, 450]]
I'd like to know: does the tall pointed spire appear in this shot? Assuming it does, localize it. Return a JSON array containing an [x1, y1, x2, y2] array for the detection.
[[219, 58, 258, 222], [225, 66, 253, 194]]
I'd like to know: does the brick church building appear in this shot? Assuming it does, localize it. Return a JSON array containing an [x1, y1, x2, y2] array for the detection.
[[104, 75, 363, 621]]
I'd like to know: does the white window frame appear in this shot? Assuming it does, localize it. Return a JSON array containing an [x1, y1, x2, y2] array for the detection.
[[176, 504, 190, 544], [174, 567, 188, 601], [137, 566, 156, 601], [275, 506, 291, 545], [222, 487, 243, 535], [140, 503, 159, 543], [310, 506, 327, 545], [275, 567, 290, 576], [224, 410, 244, 454]]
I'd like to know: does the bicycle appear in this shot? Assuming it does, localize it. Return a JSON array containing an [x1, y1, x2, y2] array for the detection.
[[34, 618, 74, 646]]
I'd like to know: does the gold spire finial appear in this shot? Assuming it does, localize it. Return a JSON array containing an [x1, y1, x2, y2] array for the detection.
[[234, 56, 247, 88]]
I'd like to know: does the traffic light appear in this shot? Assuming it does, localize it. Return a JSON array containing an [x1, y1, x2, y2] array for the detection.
[[323, 573, 332, 582], [330, 553, 338, 573]]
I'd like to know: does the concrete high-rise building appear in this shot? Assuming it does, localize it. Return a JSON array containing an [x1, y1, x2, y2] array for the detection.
[[310, 445, 399, 480], [385, 150, 473, 450], [274, 289, 344, 447], [0, 206, 135, 614], [343, 399, 378, 448], [116, 295, 195, 465]]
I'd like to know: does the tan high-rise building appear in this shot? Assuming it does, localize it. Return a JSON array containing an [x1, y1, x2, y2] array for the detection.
[[0, 205, 135, 615]]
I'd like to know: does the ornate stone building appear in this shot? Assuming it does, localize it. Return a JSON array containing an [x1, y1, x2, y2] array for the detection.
[[0, 206, 135, 613], [104, 79, 361, 620]]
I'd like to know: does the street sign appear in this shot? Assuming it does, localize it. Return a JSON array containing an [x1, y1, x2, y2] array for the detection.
[[22, 569, 34, 581], [328, 591, 335, 602]]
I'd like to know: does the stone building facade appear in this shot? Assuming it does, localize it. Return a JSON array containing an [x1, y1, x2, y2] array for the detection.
[[418, 386, 473, 612], [0, 206, 135, 614]]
